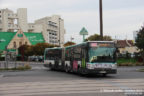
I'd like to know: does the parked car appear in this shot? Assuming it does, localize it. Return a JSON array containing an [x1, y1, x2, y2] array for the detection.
[[28, 56, 43, 62]]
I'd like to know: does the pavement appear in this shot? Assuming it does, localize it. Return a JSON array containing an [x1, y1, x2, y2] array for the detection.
[[0, 62, 144, 96], [0, 77, 144, 96]]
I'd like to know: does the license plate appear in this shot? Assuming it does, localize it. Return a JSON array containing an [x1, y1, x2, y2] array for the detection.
[[99, 71, 106, 73]]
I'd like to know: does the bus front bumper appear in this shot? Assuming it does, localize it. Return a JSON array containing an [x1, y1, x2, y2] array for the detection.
[[85, 68, 117, 74]]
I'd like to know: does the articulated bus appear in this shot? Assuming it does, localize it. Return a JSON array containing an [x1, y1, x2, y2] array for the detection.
[[44, 41, 117, 76]]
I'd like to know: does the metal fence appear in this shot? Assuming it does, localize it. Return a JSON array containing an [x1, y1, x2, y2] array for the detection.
[[0, 61, 44, 68]]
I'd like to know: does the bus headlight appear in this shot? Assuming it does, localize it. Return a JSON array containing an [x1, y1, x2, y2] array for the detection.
[[111, 64, 117, 69]]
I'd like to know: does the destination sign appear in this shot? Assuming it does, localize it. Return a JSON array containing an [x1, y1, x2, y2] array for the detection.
[[90, 43, 114, 47]]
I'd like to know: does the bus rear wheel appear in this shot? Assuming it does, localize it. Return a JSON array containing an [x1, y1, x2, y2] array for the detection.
[[65, 66, 69, 73], [102, 73, 107, 77], [78, 68, 88, 76]]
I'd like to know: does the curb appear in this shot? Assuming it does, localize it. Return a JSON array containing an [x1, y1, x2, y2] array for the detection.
[[0, 74, 4, 78]]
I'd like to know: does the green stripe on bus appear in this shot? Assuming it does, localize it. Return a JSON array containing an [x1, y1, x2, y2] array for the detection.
[[82, 58, 86, 68]]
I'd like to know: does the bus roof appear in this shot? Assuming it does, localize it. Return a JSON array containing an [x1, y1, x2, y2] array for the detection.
[[45, 47, 62, 51], [87, 41, 114, 43], [65, 41, 114, 49], [44, 41, 114, 50], [65, 42, 87, 49]]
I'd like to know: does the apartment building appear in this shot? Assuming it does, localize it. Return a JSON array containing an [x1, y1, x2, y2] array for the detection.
[[0, 8, 66, 46], [34, 15, 65, 46], [0, 8, 28, 32]]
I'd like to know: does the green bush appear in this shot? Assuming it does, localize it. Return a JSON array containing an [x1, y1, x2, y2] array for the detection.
[[24, 64, 31, 70], [117, 58, 143, 66], [17, 66, 25, 70], [138, 68, 144, 72]]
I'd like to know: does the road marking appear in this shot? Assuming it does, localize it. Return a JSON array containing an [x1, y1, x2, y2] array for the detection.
[[0, 79, 143, 96]]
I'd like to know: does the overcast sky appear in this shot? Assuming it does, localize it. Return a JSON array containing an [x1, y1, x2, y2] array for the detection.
[[0, 0, 144, 43]]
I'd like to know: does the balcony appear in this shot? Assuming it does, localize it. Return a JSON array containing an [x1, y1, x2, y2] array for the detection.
[[28, 24, 35, 30], [28, 26, 34, 30], [8, 24, 19, 29], [8, 14, 18, 19]]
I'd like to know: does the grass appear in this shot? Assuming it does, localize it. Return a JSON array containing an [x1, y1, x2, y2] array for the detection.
[[117, 58, 144, 66], [138, 68, 144, 72], [0, 64, 31, 71]]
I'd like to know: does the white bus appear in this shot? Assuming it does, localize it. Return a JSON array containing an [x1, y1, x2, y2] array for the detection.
[[44, 41, 117, 76]]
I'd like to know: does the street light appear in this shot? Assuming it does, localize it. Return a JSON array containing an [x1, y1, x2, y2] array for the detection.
[[70, 36, 74, 42], [99, 0, 103, 40]]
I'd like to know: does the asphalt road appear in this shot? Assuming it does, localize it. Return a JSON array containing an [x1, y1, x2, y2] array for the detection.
[[0, 63, 144, 96]]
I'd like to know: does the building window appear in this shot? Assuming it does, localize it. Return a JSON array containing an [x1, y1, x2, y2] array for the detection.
[[19, 41, 22, 47], [13, 41, 16, 48], [25, 42, 27, 45]]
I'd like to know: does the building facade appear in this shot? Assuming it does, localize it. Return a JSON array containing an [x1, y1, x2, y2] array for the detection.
[[0, 8, 28, 32], [0, 30, 45, 52], [34, 15, 65, 46], [116, 40, 139, 55], [0, 8, 65, 46]]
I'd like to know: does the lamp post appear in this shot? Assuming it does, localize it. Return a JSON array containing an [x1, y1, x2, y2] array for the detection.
[[70, 36, 74, 42], [5, 46, 8, 68], [99, 0, 103, 40]]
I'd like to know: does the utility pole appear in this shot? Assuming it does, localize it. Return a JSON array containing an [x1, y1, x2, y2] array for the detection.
[[59, 18, 61, 47], [99, 0, 103, 40]]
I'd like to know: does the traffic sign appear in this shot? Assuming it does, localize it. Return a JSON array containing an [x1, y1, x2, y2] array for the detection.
[[79, 27, 88, 42], [80, 27, 88, 35]]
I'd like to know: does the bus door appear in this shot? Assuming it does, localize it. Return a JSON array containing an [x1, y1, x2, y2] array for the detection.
[[81, 46, 87, 69]]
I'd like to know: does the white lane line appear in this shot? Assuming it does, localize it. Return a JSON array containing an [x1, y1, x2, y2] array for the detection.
[[1, 90, 106, 96], [0, 86, 120, 94], [0, 80, 104, 87], [0, 84, 116, 91], [0, 81, 112, 88], [0, 80, 120, 96], [0, 79, 144, 96]]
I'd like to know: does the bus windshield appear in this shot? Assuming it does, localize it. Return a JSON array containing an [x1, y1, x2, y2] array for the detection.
[[89, 46, 116, 63]]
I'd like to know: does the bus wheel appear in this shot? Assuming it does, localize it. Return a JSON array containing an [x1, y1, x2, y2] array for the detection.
[[102, 73, 107, 77], [49, 64, 53, 70], [80, 69, 88, 76], [65, 66, 69, 73]]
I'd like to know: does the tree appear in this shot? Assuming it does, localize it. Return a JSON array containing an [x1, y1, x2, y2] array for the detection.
[[18, 43, 59, 57], [18, 45, 29, 60], [85, 34, 112, 41], [63, 41, 76, 47], [33, 43, 58, 55], [135, 25, 144, 63], [24, 45, 34, 56]]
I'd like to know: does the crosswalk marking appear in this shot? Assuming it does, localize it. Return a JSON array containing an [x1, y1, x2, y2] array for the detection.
[[0, 79, 144, 96]]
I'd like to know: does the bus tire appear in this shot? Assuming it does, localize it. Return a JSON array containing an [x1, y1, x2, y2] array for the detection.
[[77, 67, 82, 75], [65, 65, 69, 73], [102, 73, 107, 77], [79, 68, 87, 76], [49, 63, 54, 70]]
